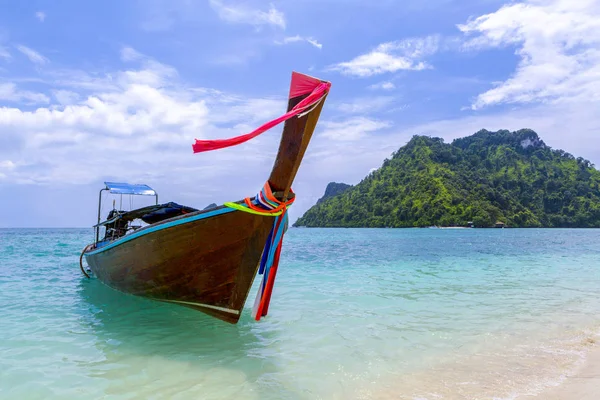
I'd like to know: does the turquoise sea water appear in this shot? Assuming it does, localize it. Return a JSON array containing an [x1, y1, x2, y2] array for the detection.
[[1, 228, 600, 399]]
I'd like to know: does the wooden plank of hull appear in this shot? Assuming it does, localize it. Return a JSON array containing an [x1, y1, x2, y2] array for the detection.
[[85, 209, 274, 324]]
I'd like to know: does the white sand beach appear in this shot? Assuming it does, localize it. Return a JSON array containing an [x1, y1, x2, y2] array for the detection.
[[520, 344, 600, 400]]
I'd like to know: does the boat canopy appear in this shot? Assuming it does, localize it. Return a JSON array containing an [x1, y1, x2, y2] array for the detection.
[[94, 202, 199, 227], [104, 182, 156, 196]]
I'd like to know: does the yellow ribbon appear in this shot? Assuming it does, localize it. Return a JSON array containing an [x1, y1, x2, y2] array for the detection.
[[223, 202, 284, 216]]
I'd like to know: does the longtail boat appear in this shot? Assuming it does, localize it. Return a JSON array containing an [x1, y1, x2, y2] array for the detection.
[[81, 72, 331, 324]]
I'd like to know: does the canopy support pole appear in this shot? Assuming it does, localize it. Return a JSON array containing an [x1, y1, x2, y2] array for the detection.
[[96, 188, 108, 244]]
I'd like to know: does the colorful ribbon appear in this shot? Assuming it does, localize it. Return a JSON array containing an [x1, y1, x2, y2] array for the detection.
[[192, 81, 331, 153], [224, 182, 294, 320]]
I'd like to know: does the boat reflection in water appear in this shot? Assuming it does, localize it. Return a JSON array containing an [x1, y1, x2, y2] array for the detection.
[[77, 279, 298, 399]]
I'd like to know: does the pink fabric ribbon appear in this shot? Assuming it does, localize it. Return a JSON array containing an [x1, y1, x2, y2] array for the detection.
[[192, 78, 330, 153]]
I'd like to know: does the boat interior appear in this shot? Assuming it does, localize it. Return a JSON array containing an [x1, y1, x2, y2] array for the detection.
[[94, 182, 199, 247]]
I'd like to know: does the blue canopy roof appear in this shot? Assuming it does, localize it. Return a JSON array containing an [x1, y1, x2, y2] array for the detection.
[[104, 182, 157, 196]]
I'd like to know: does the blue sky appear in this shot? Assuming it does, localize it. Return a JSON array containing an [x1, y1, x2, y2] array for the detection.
[[1, 0, 599, 227]]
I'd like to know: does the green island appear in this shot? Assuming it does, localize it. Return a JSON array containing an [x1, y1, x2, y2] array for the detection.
[[294, 129, 600, 228]]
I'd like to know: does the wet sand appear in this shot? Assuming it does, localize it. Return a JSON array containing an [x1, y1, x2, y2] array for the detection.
[[520, 345, 600, 400], [365, 328, 600, 400]]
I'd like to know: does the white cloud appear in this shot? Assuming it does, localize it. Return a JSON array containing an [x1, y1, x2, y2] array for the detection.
[[0, 46, 10, 60], [0, 160, 15, 169], [114, 47, 179, 87], [16, 45, 49, 65], [0, 48, 293, 202], [209, 0, 286, 29], [335, 96, 395, 114], [306, 38, 322, 50], [458, 0, 600, 109], [276, 35, 322, 49], [368, 81, 395, 91], [0, 83, 49, 104], [208, 96, 284, 125], [52, 90, 80, 105], [121, 47, 143, 62], [35, 11, 46, 22], [320, 117, 391, 141], [328, 35, 439, 77]]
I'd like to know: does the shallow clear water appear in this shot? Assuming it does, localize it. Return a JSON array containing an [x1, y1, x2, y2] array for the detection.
[[1, 228, 599, 399]]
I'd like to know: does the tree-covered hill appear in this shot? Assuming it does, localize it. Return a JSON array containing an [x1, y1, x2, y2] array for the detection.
[[294, 129, 600, 228], [316, 182, 353, 204]]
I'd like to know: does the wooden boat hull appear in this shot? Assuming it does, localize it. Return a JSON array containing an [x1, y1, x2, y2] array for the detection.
[[85, 207, 274, 324]]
